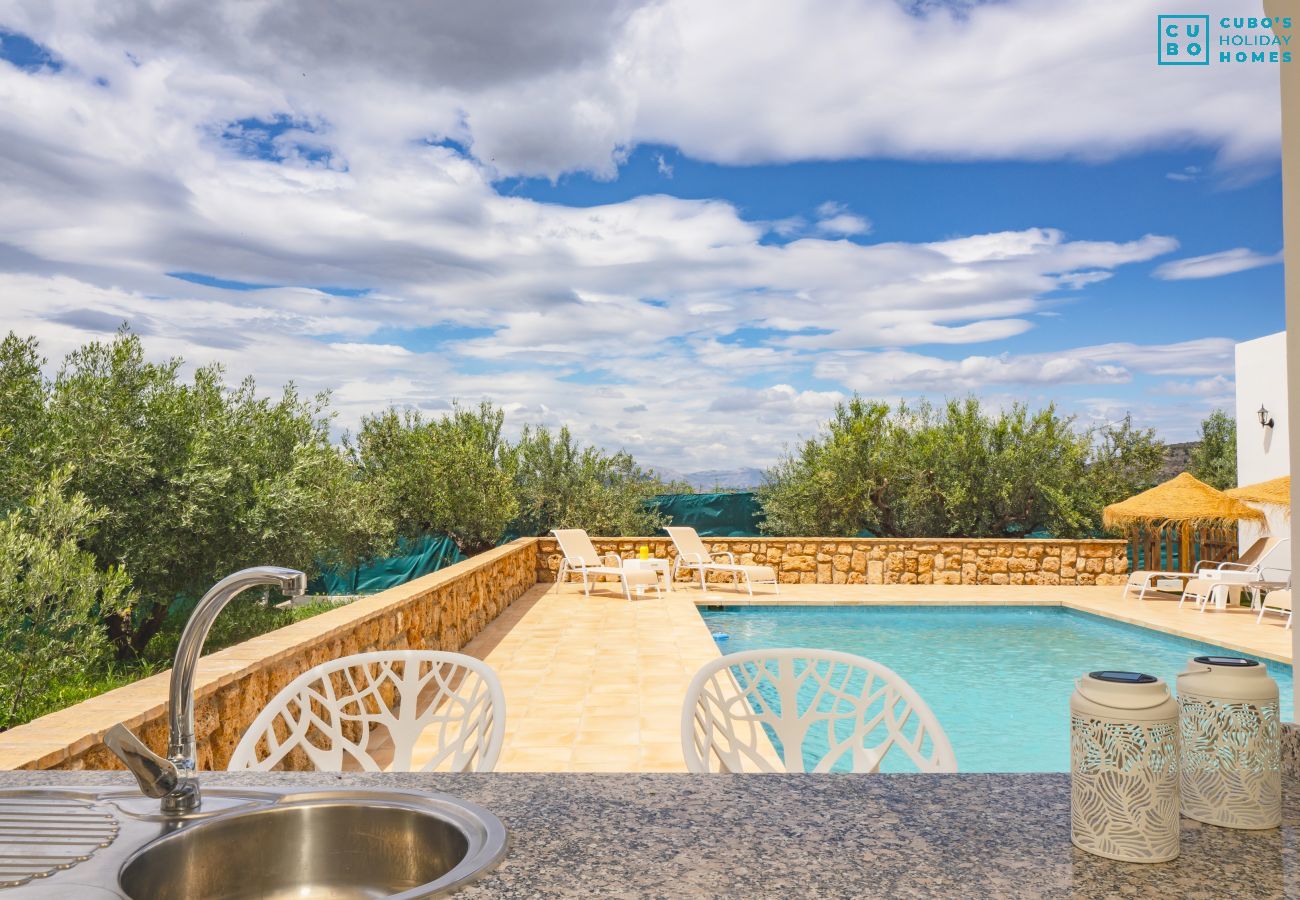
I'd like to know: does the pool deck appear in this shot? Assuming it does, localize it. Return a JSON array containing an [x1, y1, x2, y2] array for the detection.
[[459, 581, 1293, 773]]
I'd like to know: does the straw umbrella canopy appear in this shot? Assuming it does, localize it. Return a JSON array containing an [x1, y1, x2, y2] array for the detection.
[[1104, 472, 1266, 529], [1103, 472, 1265, 570], [1226, 475, 1291, 507]]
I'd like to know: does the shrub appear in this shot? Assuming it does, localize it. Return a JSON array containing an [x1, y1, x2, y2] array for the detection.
[[354, 402, 518, 555], [0, 472, 133, 729], [1189, 409, 1237, 490], [513, 424, 676, 536], [758, 397, 1164, 538]]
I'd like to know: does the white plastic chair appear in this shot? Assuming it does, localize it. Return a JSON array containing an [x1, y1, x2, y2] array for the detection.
[[681, 648, 957, 774], [229, 650, 506, 773]]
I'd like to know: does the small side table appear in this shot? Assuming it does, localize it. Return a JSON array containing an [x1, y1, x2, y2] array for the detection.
[[622, 558, 672, 593]]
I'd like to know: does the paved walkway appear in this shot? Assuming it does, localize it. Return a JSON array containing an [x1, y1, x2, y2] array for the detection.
[[453, 580, 1292, 773], [457, 581, 723, 772]]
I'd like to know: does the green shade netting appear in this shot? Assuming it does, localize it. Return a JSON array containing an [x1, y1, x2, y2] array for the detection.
[[645, 491, 764, 537], [308, 533, 464, 595]]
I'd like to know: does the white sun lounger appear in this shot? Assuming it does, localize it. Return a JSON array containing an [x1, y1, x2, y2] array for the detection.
[[552, 529, 661, 601], [666, 526, 778, 595], [1124, 536, 1286, 601], [1255, 588, 1293, 629]]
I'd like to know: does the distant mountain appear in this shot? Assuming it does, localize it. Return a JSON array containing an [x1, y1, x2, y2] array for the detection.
[[679, 468, 766, 492]]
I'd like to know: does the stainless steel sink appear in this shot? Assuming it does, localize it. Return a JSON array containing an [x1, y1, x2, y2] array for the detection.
[[0, 787, 507, 898]]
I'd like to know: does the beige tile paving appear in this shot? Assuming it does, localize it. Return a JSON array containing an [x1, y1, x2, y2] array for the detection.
[[456, 581, 726, 772], [448, 580, 1292, 774]]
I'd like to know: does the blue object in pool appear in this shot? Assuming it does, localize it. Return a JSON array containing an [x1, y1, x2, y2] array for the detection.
[[696, 605, 1294, 774], [712, 632, 730, 640]]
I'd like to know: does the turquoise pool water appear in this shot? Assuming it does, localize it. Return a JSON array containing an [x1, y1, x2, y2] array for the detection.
[[697, 605, 1294, 773]]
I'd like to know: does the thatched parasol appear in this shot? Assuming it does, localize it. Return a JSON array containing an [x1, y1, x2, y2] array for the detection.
[[1103, 472, 1266, 530], [1226, 475, 1291, 507], [1104, 472, 1265, 571]]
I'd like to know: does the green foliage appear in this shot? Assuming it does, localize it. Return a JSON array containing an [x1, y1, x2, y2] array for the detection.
[[354, 402, 518, 555], [512, 424, 675, 536], [758, 398, 896, 537], [0, 334, 50, 511], [0, 472, 133, 730], [758, 397, 1166, 539], [4, 329, 389, 658], [1189, 409, 1237, 490]]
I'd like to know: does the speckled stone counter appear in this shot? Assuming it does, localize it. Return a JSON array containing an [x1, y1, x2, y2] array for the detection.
[[2, 770, 1295, 898]]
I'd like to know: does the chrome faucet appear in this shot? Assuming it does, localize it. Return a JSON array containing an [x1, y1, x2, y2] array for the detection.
[[105, 566, 307, 814]]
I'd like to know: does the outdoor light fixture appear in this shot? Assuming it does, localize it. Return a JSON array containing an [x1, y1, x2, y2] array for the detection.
[[1257, 404, 1275, 429]]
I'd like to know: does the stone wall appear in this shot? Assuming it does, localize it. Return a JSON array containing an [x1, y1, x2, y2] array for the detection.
[[0, 538, 539, 772], [536, 537, 1127, 586]]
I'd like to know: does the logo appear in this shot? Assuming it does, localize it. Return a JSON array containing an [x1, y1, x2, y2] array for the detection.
[[1157, 15, 1294, 65], [1158, 15, 1209, 65]]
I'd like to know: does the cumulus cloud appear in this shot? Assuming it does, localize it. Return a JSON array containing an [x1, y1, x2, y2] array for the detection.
[[0, 0, 1282, 179], [1152, 247, 1284, 280], [0, 0, 1259, 467], [813, 338, 1235, 394]]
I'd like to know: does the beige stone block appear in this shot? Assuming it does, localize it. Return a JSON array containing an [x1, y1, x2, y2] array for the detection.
[[784, 555, 815, 573], [984, 557, 1009, 574], [867, 560, 884, 583], [990, 573, 1009, 585], [1042, 556, 1060, 572]]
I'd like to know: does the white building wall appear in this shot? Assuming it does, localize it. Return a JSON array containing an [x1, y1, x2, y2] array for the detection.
[[1235, 332, 1289, 555], [1235, 331, 1289, 486]]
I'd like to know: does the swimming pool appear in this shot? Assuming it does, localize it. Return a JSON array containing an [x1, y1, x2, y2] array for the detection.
[[697, 605, 1294, 773]]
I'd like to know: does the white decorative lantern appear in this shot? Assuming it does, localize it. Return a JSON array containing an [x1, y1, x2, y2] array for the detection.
[[1176, 655, 1281, 829], [1069, 671, 1181, 862]]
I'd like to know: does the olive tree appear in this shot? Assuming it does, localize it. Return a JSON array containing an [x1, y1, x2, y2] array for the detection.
[[512, 424, 674, 536], [0, 472, 133, 729], [0, 333, 50, 511], [759, 396, 1165, 538], [42, 330, 387, 658], [1189, 409, 1237, 490], [757, 398, 900, 537], [354, 402, 518, 555]]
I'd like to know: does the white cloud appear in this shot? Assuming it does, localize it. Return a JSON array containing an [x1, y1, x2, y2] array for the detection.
[[0, 0, 1281, 180], [1152, 247, 1283, 280], [0, 0, 1261, 469], [813, 338, 1234, 394], [814, 202, 870, 236]]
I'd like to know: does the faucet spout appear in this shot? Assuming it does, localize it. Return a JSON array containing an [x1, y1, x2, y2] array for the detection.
[[105, 566, 307, 815]]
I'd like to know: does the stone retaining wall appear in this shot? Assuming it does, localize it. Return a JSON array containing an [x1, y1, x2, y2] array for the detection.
[[536, 537, 1127, 586], [0, 538, 539, 772]]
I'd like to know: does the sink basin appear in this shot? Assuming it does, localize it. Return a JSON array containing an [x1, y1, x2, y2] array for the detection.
[[116, 790, 507, 899]]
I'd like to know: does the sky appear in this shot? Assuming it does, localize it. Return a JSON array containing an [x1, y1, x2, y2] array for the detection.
[[0, 0, 1287, 472]]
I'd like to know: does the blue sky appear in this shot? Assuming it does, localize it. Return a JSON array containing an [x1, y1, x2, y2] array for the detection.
[[0, 1, 1288, 470]]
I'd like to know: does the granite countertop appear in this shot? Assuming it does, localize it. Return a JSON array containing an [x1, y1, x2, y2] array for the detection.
[[1, 770, 1295, 898]]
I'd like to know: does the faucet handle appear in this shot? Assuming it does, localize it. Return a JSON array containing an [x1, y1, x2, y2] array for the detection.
[[104, 724, 180, 799]]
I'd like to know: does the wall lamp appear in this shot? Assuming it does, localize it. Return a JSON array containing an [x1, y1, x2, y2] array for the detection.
[[1257, 404, 1275, 429]]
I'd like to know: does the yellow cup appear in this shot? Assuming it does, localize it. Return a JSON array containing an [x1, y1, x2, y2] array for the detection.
[[639, 545, 650, 560]]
